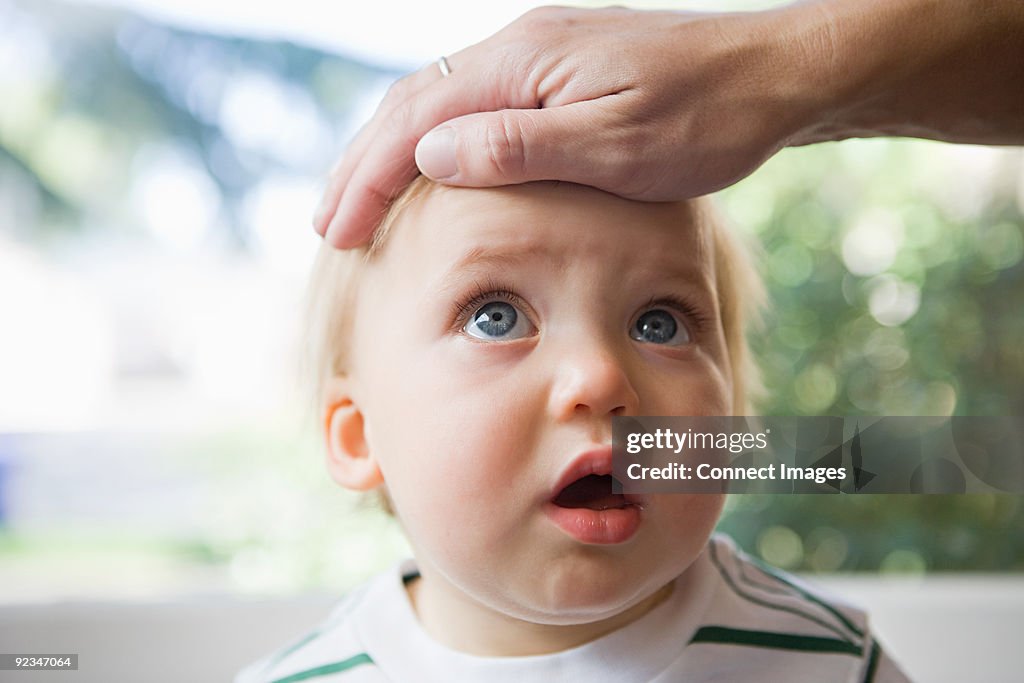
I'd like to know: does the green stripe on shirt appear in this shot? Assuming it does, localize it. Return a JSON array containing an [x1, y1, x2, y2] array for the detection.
[[747, 554, 866, 639], [270, 653, 374, 683], [263, 629, 325, 673], [708, 543, 858, 643], [862, 641, 881, 682], [691, 626, 862, 656]]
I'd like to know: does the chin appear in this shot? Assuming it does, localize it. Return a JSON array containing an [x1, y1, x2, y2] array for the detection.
[[508, 558, 660, 624], [527, 601, 644, 627]]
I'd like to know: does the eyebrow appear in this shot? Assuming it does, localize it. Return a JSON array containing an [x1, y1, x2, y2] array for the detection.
[[433, 239, 712, 297], [434, 242, 563, 288], [454, 243, 561, 268]]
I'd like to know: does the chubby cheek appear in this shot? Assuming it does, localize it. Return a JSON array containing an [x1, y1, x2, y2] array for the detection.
[[648, 340, 734, 415], [361, 338, 540, 549], [655, 493, 725, 540], [645, 370, 732, 417], [624, 493, 724, 597]]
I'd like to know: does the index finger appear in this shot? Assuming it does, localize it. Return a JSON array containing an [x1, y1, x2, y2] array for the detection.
[[313, 61, 447, 237], [322, 46, 528, 248]]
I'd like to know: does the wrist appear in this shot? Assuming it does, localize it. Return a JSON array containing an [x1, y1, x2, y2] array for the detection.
[[731, 0, 869, 148], [780, 0, 973, 145], [784, 0, 1023, 145]]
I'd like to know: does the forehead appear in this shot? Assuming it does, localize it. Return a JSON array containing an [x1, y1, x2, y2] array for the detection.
[[374, 182, 714, 284]]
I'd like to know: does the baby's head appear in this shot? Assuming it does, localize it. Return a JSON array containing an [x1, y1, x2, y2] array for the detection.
[[307, 177, 763, 634]]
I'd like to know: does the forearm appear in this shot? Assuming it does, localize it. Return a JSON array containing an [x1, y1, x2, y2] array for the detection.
[[785, 0, 1024, 145]]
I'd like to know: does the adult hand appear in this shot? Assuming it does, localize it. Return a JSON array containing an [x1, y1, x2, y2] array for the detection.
[[314, 0, 1024, 248], [314, 5, 815, 247]]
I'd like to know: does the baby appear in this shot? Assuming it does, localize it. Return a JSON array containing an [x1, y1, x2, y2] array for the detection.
[[238, 178, 908, 682]]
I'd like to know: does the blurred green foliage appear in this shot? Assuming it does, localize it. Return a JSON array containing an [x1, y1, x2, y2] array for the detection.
[[718, 141, 1024, 572]]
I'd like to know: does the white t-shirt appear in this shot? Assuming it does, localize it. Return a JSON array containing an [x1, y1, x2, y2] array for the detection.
[[237, 534, 910, 682]]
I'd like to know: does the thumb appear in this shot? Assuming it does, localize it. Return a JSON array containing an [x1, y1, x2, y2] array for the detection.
[[415, 105, 608, 188]]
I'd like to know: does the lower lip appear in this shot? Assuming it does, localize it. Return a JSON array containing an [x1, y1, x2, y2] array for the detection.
[[544, 503, 642, 545]]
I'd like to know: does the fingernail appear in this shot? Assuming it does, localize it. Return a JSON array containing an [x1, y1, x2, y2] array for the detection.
[[323, 218, 346, 248], [313, 201, 327, 232], [416, 127, 458, 180]]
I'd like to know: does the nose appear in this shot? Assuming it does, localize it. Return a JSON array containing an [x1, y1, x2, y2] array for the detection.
[[547, 337, 641, 422]]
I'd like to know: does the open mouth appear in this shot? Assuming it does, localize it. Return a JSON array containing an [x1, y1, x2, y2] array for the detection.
[[551, 474, 632, 511], [544, 446, 645, 544]]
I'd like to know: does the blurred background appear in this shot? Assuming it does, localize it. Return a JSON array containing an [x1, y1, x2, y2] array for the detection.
[[1, 0, 1022, 611]]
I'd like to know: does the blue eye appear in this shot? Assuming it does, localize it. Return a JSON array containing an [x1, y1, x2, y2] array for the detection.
[[631, 309, 690, 345], [464, 301, 533, 341]]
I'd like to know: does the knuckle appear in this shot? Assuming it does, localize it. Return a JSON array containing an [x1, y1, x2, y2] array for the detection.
[[519, 6, 550, 25], [484, 114, 529, 181], [517, 5, 566, 32], [382, 102, 419, 146], [610, 129, 658, 198], [383, 73, 415, 105]]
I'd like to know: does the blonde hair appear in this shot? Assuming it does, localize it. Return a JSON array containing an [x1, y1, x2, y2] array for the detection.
[[305, 177, 764, 420]]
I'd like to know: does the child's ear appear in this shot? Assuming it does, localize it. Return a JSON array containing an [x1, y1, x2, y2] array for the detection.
[[322, 376, 383, 491]]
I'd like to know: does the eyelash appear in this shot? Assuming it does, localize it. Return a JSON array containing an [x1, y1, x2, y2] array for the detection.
[[451, 277, 708, 336], [450, 277, 527, 328], [639, 294, 708, 335]]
